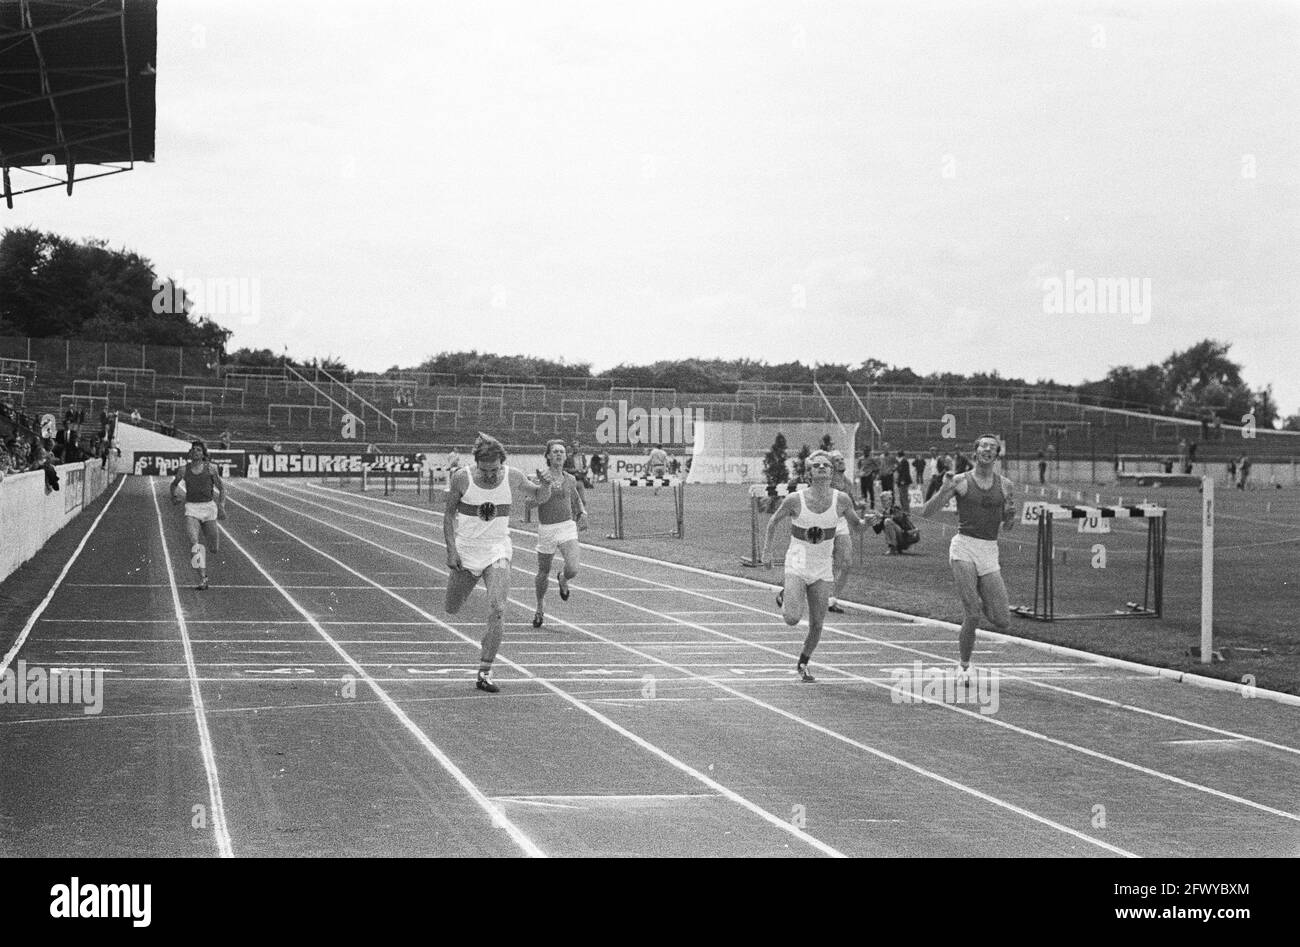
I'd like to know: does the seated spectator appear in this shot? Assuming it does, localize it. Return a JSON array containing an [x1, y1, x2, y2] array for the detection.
[[871, 491, 919, 555], [130, 408, 142, 424]]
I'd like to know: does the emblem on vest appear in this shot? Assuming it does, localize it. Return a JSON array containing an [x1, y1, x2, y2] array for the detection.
[[805, 525, 824, 544], [477, 502, 496, 521]]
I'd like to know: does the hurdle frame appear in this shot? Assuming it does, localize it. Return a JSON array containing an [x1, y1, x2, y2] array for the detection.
[[1011, 504, 1167, 621], [361, 462, 424, 496], [607, 478, 684, 540]]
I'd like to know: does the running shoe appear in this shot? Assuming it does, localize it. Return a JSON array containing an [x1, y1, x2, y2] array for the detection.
[[827, 602, 845, 614], [557, 570, 570, 601], [532, 609, 544, 628], [475, 671, 500, 693], [196, 577, 209, 591], [955, 665, 972, 688], [796, 661, 816, 683], [776, 589, 784, 609]]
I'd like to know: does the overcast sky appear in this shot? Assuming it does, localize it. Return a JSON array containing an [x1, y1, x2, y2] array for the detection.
[[10, 0, 1299, 413]]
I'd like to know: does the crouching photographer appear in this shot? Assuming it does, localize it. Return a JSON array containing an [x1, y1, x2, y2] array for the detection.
[[872, 490, 919, 555]]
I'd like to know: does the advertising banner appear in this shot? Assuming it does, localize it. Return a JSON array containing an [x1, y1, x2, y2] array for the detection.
[[132, 450, 247, 478]]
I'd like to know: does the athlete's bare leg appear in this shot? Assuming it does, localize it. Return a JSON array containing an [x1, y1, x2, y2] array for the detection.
[[832, 534, 850, 601], [556, 538, 580, 581], [534, 551, 555, 605], [184, 516, 206, 584], [201, 519, 220, 553], [781, 571, 808, 626], [801, 580, 831, 659], [977, 571, 1012, 632], [444, 567, 481, 615], [951, 560, 985, 666], [478, 560, 511, 668]]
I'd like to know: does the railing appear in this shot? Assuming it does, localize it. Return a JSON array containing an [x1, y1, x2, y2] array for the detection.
[[97, 365, 156, 390], [155, 399, 214, 424], [72, 378, 127, 401], [268, 403, 336, 427], [285, 364, 389, 438], [184, 385, 246, 407], [392, 407, 457, 431], [315, 365, 397, 433]]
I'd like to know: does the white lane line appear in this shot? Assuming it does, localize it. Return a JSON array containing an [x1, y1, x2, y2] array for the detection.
[[251, 482, 1133, 858], [229, 485, 846, 858], [284, 481, 1300, 829], [1165, 738, 1248, 746], [215, 519, 546, 859], [1, 476, 127, 678], [148, 479, 234, 858]]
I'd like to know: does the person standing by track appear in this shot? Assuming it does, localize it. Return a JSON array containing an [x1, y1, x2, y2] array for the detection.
[[443, 434, 560, 693], [170, 440, 226, 591], [531, 439, 589, 629], [858, 446, 879, 508], [921, 434, 1016, 684], [762, 450, 868, 682]]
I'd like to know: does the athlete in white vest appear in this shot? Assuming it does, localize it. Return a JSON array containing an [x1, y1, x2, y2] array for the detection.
[[444, 433, 561, 693], [762, 450, 868, 682]]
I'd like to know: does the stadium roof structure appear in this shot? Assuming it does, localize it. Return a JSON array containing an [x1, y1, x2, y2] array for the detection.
[[0, 0, 156, 206]]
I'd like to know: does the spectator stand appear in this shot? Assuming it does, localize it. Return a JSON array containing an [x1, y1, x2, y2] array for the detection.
[[0, 356, 38, 382], [511, 411, 579, 435], [155, 398, 214, 425], [392, 407, 457, 434], [72, 378, 127, 404], [97, 365, 156, 391], [184, 384, 246, 407], [267, 403, 334, 428], [60, 393, 107, 415]]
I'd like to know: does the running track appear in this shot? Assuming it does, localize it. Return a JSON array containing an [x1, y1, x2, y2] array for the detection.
[[1, 476, 1297, 858]]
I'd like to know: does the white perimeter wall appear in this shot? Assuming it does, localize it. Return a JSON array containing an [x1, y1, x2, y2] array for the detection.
[[0, 460, 119, 584]]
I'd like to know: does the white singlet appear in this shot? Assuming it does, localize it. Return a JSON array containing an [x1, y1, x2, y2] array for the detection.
[[785, 489, 840, 584], [456, 465, 514, 573]]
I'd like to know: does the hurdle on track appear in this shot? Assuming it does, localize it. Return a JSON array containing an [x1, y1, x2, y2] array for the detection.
[[739, 482, 865, 567], [607, 478, 684, 540], [362, 462, 424, 496], [1011, 503, 1167, 621]]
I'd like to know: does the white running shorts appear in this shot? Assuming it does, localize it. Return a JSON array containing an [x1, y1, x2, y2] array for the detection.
[[949, 533, 1000, 576], [536, 519, 579, 555], [185, 501, 218, 524]]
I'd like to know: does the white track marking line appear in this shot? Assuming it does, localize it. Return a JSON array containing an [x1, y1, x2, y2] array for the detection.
[[296, 481, 1300, 748], [250, 483, 1135, 857], [282, 482, 1300, 824], [215, 521, 545, 858], [1165, 738, 1248, 745], [148, 479, 234, 858], [1, 476, 126, 678], [228, 486, 845, 858]]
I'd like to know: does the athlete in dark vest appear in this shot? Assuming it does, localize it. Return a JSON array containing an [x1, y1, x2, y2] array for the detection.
[[170, 440, 226, 590], [921, 434, 1016, 683]]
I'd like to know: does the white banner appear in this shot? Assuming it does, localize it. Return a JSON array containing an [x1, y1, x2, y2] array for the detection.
[[687, 421, 858, 484]]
